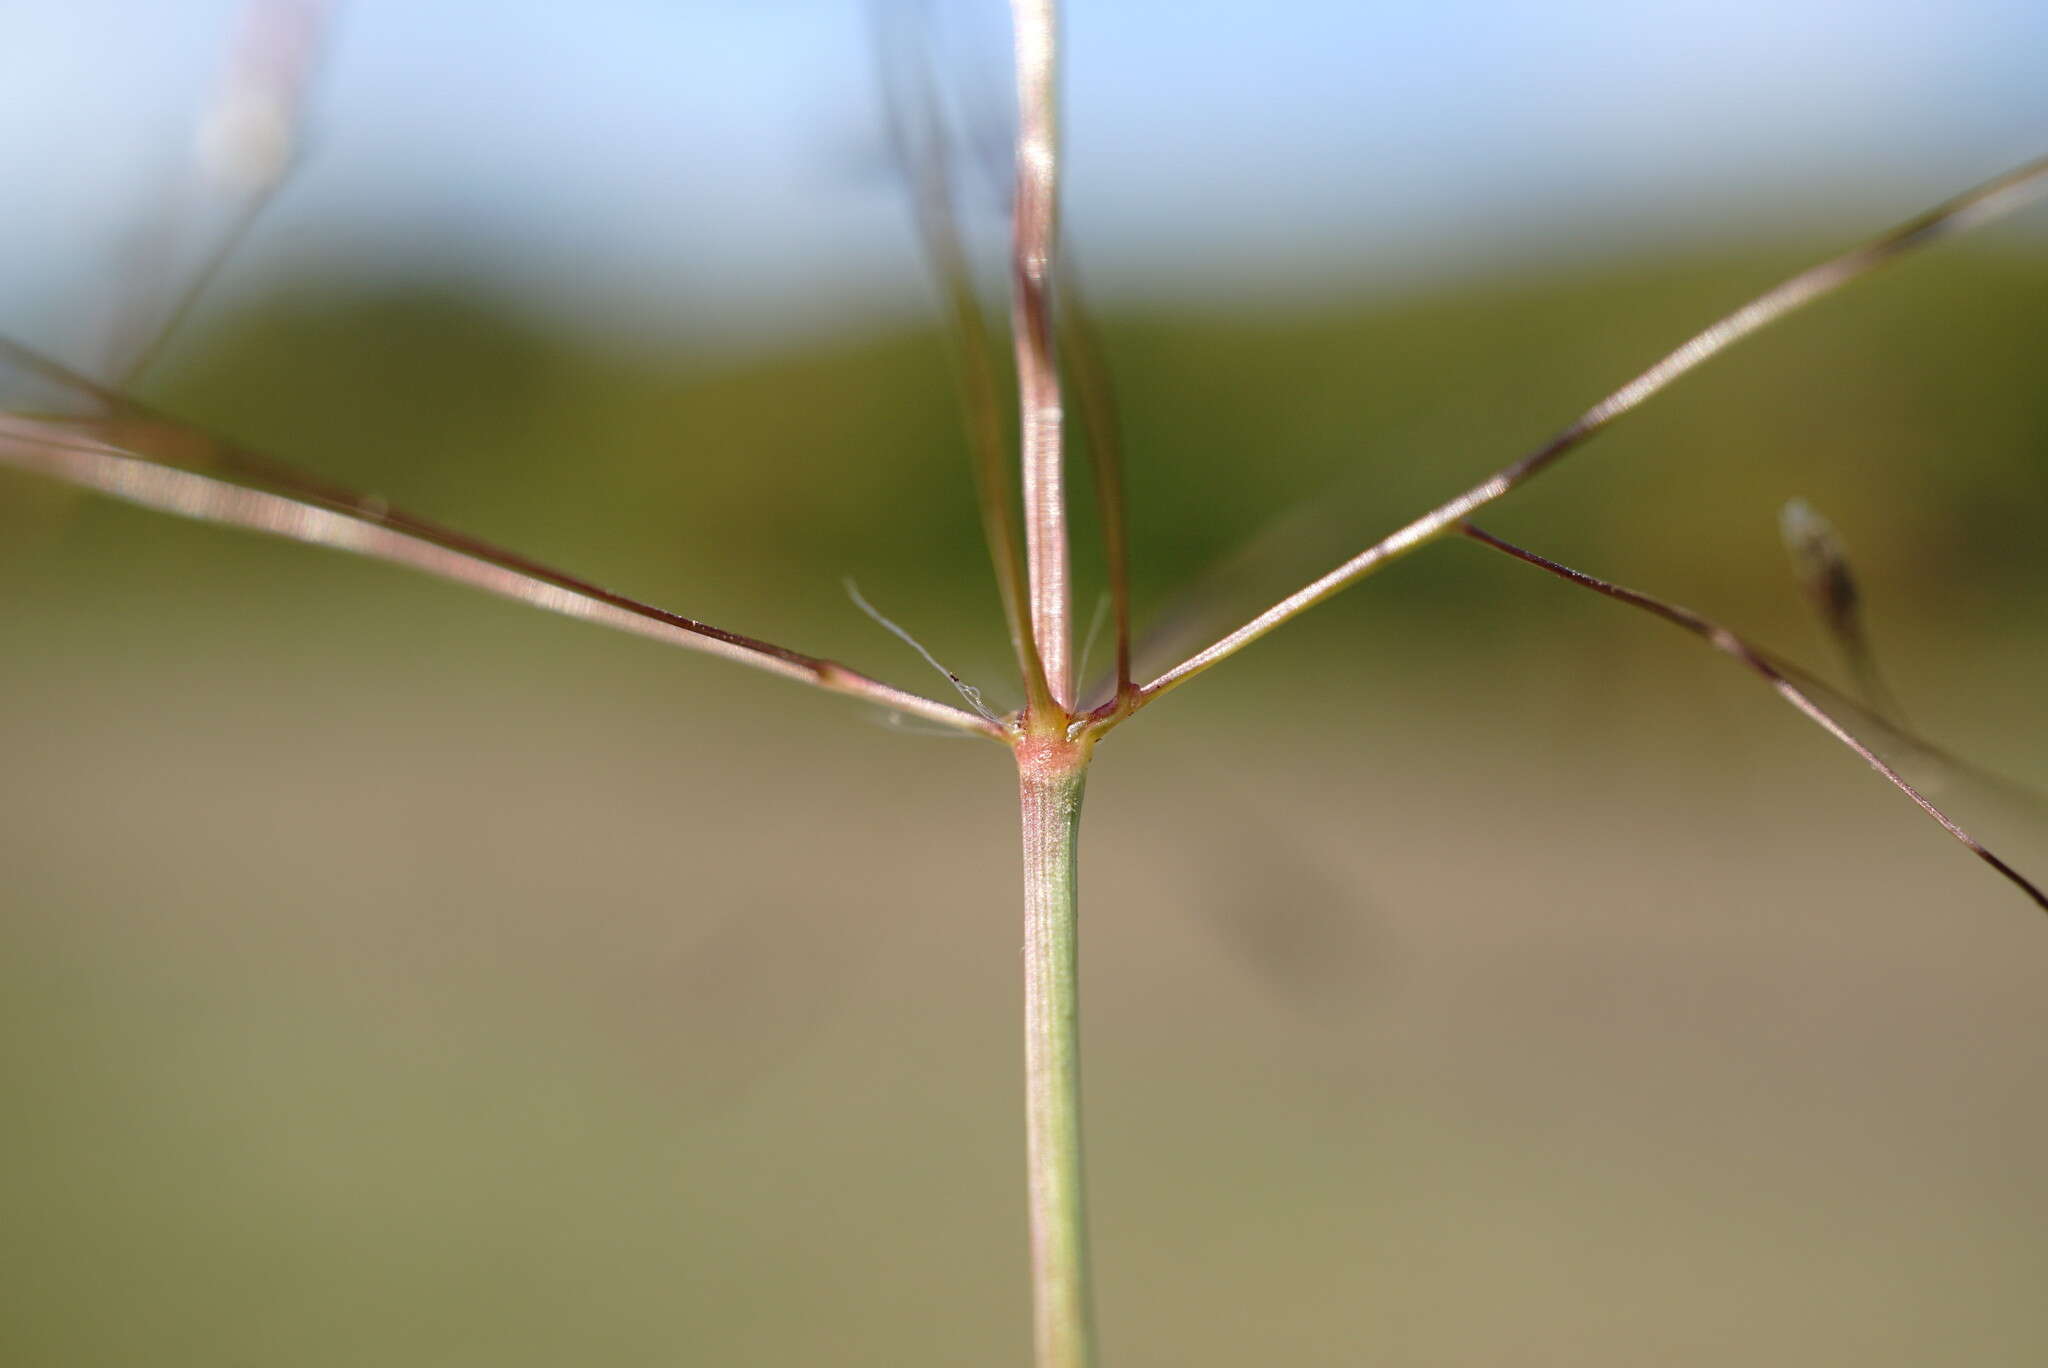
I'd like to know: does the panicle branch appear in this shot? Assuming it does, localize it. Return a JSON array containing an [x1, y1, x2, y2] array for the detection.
[[1009, 0, 1073, 712], [0, 341, 1003, 741], [1137, 156, 2048, 705], [1457, 521, 2048, 912]]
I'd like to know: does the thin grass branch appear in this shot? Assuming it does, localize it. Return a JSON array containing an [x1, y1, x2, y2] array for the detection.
[[108, 0, 330, 386], [1457, 521, 2047, 912], [1009, 0, 1072, 713], [0, 351, 1002, 742], [1138, 155, 2048, 705]]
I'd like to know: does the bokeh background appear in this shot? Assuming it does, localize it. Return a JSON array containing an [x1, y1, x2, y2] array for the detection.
[[4, 3, 2047, 1364]]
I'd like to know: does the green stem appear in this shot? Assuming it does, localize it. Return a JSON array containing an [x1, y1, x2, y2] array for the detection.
[[1017, 741, 1095, 1367]]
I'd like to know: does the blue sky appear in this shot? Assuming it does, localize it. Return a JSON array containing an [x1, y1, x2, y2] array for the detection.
[[2, 0, 2045, 360]]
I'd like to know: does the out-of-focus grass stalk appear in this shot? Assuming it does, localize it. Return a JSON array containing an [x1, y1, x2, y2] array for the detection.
[[1060, 271, 1134, 705], [107, 0, 329, 386], [873, 0, 1054, 716]]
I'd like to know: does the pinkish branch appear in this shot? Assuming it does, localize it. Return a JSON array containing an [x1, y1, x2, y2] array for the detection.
[[0, 348, 1003, 742], [1010, 0, 1072, 713], [1139, 155, 2048, 705]]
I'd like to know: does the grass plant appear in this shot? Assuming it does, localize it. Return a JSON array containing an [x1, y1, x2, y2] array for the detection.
[[3, 5, 2045, 1364]]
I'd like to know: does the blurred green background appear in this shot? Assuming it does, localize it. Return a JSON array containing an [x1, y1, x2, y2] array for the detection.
[[5, 233, 2048, 1364]]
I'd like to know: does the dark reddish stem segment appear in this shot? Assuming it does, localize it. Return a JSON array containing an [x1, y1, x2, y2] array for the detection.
[[1457, 521, 2048, 913]]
